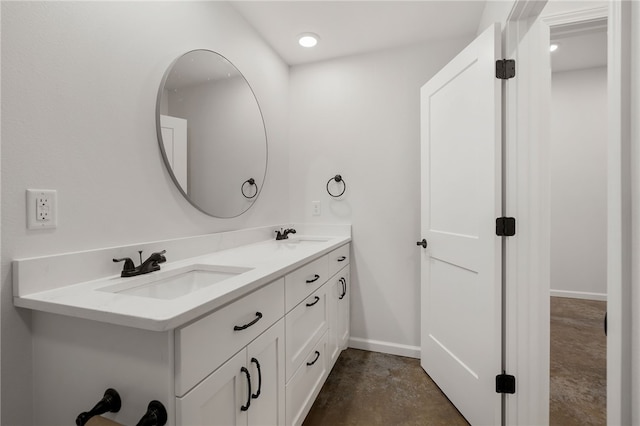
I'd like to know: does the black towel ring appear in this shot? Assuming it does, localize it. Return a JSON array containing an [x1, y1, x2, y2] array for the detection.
[[241, 178, 258, 199], [326, 174, 346, 198]]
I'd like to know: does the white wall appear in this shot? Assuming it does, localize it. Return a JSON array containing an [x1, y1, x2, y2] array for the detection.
[[1, 2, 289, 424], [288, 37, 473, 356], [550, 66, 607, 299]]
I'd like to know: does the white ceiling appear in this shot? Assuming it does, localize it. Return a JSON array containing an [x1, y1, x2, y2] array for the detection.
[[230, 1, 487, 66]]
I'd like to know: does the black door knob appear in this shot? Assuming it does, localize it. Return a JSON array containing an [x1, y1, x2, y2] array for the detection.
[[416, 239, 427, 249]]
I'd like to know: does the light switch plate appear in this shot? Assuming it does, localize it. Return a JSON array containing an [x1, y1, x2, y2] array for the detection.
[[27, 189, 57, 229]]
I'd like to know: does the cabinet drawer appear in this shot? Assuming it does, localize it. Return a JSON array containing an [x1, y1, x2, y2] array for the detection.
[[328, 244, 350, 278], [175, 278, 285, 397], [285, 332, 328, 426], [285, 284, 328, 382], [285, 255, 329, 312]]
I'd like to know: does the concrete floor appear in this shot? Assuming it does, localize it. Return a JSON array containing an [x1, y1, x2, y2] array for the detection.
[[304, 296, 606, 425], [550, 296, 606, 425], [303, 349, 468, 426]]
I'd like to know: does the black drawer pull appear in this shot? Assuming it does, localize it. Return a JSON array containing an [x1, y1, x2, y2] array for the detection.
[[306, 351, 320, 366], [240, 367, 251, 412], [306, 296, 320, 307], [339, 277, 346, 299], [251, 357, 262, 399], [306, 274, 320, 283], [337, 256, 347, 262], [234, 312, 263, 331]]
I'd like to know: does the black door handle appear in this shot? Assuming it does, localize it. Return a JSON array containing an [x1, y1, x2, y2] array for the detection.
[[416, 239, 427, 248]]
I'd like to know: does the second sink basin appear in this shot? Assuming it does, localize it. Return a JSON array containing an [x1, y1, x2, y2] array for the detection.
[[99, 264, 253, 300], [284, 237, 330, 244]]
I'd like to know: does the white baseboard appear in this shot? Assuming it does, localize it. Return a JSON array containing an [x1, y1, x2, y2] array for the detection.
[[550, 289, 607, 301], [348, 337, 420, 359]]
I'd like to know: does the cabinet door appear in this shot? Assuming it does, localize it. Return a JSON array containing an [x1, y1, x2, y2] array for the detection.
[[177, 349, 249, 426], [337, 270, 350, 350], [327, 275, 341, 368], [328, 269, 350, 368], [246, 319, 285, 426]]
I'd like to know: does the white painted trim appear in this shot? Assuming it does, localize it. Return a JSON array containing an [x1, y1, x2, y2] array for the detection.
[[631, 4, 640, 423], [543, 6, 608, 28], [502, 1, 552, 423], [549, 290, 607, 302], [607, 1, 633, 424], [518, 2, 635, 424], [348, 337, 420, 359]]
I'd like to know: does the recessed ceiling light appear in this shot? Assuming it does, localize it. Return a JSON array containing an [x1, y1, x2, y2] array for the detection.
[[298, 33, 319, 48], [549, 44, 559, 52]]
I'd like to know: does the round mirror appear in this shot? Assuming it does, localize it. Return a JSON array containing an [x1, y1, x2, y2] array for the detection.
[[156, 49, 267, 218]]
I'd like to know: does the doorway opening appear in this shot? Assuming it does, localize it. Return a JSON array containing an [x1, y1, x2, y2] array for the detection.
[[547, 17, 607, 425]]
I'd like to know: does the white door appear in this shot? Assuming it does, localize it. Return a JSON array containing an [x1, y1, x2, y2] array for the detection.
[[420, 23, 502, 425], [160, 114, 188, 191]]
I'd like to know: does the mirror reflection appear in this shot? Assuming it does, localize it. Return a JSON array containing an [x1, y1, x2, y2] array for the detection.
[[156, 49, 267, 218]]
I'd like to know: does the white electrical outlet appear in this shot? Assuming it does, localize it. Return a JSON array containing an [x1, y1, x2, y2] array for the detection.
[[312, 201, 321, 216], [27, 189, 57, 229]]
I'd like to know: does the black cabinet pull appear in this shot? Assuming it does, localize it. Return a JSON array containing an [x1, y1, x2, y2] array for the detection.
[[306, 351, 320, 366], [306, 274, 320, 283], [240, 367, 251, 412], [234, 312, 263, 331], [339, 277, 346, 300], [337, 256, 347, 262], [306, 296, 320, 307], [416, 239, 428, 248], [251, 358, 262, 399]]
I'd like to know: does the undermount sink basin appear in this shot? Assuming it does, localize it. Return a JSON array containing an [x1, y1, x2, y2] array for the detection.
[[99, 264, 253, 300]]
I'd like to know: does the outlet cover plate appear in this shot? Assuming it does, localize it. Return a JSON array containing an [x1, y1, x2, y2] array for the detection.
[[27, 189, 57, 229]]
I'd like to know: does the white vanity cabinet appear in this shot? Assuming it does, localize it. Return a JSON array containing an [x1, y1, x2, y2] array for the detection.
[[175, 279, 286, 426], [175, 242, 350, 426], [176, 319, 285, 426], [283, 243, 351, 426], [175, 279, 285, 396], [25, 239, 350, 426]]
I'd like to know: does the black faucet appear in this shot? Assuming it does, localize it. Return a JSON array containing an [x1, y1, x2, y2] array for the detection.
[[113, 250, 167, 278], [275, 228, 297, 240]]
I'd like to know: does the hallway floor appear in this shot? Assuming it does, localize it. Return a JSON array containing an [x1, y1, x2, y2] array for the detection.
[[304, 297, 606, 425], [550, 296, 606, 425]]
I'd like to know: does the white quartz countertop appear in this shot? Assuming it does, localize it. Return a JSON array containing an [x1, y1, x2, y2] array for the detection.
[[14, 235, 351, 331]]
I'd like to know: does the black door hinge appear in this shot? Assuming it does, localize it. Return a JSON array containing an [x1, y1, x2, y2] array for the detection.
[[496, 373, 516, 394], [496, 217, 516, 237], [496, 59, 516, 80]]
